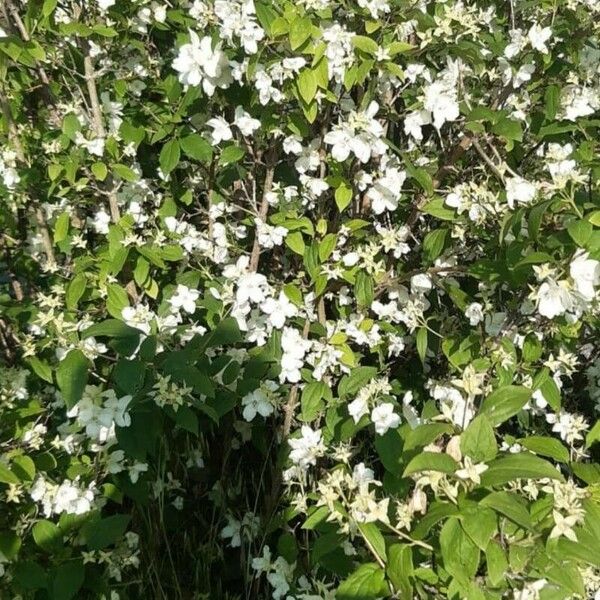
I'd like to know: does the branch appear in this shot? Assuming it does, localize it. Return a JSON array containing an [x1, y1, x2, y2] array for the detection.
[[82, 47, 121, 224], [249, 149, 277, 272]]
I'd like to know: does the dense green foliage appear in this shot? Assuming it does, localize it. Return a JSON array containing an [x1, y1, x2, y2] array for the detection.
[[1, 0, 600, 598]]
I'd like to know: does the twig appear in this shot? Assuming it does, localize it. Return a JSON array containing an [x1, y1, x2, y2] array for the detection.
[[471, 138, 505, 182]]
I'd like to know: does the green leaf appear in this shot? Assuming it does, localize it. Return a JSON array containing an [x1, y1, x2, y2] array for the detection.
[[53, 560, 84, 600], [14, 561, 47, 590], [337, 563, 389, 600], [66, 273, 87, 310], [0, 531, 21, 560], [478, 385, 531, 426], [403, 452, 458, 477], [180, 133, 213, 162], [586, 420, 600, 449], [492, 118, 523, 143], [42, 0, 58, 17], [11, 455, 35, 481], [567, 219, 592, 248], [544, 85, 560, 121], [289, 17, 312, 50], [219, 144, 245, 165], [422, 229, 448, 263], [0, 463, 19, 484], [81, 319, 140, 340], [357, 522, 386, 561], [461, 415, 497, 463], [285, 231, 305, 255], [338, 366, 378, 398], [485, 540, 508, 587], [480, 491, 533, 530], [56, 350, 89, 410], [33, 520, 63, 552], [297, 68, 317, 104], [82, 514, 130, 550], [254, 1, 277, 35], [319, 234, 337, 262], [53, 212, 70, 243], [302, 506, 329, 530], [440, 517, 480, 583], [335, 182, 353, 211], [422, 197, 457, 220], [91, 161, 108, 181], [113, 359, 145, 395], [301, 381, 327, 422], [387, 41, 414, 56], [479, 453, 563, 487], [175, 405, 199, 435], [352, 35, 379, 56], [27, 356, 53, 383], [416, 327, 428, 364], [460, 505, 497, 550], [106, 283, 130, 319], [354, 271, 374, 308], [159, 139, 180, 175], [386, 544, 413, 597], [519, 436, 570, 463]]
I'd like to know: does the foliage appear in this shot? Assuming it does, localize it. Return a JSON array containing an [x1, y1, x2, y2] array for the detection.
[[1, 0, 600, 598]]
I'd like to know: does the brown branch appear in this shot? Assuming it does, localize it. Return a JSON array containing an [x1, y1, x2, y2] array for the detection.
[[82, 48, 121, 224], [249, 149, 276, 272], [471, 138, 505, 182]]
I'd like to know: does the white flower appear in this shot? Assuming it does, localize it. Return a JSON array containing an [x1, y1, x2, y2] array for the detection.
[[423, 81, 459, 129], [279, 327, 311, 383], [236, 272, 270, 304], [504, 29, 526, 58], [465, 302, 484, 326], [221, 515, 242, 547], [91, 208, 111, 234], [367, 167, 407, 214], [370, 403, 401, 435], [357, 0, 390, 18], [260, 292, 298, 329], [172, 31, 232, 95], [288, 425, 326, 468], [348, 395, 369, 424], [206, 116, 233, 145], [527, 24, 552, 54], [96, 0, 116, 10], [548, 510, 578, 542], [506, 176, 536, 209], [324, 102, 385, 164], [455, 456, 488, 484], [569, 251, 600, 301], [234, 106, 260, 136], [168, 284, 200, 314], [411, 273, 432, 295], [242, 388, 274, 421], [255, 218, 288, 249], [404, 109, 432, 142], [122, 304, 155, 335], [536, 280, 573, 319]]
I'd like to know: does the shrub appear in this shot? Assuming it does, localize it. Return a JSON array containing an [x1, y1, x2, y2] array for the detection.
[[1, 0, 600, 598]]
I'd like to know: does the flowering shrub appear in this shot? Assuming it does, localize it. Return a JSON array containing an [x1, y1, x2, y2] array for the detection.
[[2, 0, 600, 598]]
